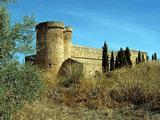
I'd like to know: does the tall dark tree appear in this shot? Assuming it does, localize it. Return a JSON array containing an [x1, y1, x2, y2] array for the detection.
[[142, 54, 145, 62], [152, 52, 157, 61], [110, 51, 115, 71], [120, 48, 128, 67], [137, 51, 142, 63], [122, 50, 128, 66], [154, 52, 157, 60], [102, 41, 109, 73], [115, 56, 119, 69], [125, 47, 132, 67], [115, 48, 128, 68], [152, 54, 154, 61], [118, 48, 123, 67]]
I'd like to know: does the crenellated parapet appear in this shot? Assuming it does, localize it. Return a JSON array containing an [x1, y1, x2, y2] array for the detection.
[[36, 21, 64, 30], [65, 26, 72, 32]]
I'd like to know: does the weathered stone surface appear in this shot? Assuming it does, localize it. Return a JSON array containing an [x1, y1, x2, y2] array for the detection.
[[25, 21, 147, 81]]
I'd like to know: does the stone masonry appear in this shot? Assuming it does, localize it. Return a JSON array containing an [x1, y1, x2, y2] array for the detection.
[[25, 21, 147, 80]]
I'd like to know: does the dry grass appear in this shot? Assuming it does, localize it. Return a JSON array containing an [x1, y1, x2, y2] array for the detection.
[[12, 61, 160, 120], [110, 62, 160, 111], [12, 96, 160, 120]]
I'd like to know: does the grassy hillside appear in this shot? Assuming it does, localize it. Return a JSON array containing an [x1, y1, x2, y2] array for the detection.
[[13, 62, 160, 120]]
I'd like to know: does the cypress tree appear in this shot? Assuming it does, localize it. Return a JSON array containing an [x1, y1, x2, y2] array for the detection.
[[120, 48, 128, 67], [154, 52, 157, 61], [118, 48, 123, 67], [142, 54, 145, 62], [152, 54, 154, 61], [138, 51, 142, 63], [122, 50, 128, 66], [125, 47, 132, 67], [110, 51, 115, 71], [116, 48, 128, 68], [115, 56, 119, 69], [102, 41, 109, 73]]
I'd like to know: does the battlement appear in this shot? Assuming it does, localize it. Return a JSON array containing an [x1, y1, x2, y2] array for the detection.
[[65, 26, 72, 32], [36, 21, 64, 30]]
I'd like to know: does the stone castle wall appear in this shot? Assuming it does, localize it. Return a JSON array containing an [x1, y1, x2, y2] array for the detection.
[[70, 45, 147, 77], [71, 45, 102, 77], [25, 21, 147, 80]]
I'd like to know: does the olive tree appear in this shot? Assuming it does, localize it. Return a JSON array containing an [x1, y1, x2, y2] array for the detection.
[[0, 1, 44, 119]]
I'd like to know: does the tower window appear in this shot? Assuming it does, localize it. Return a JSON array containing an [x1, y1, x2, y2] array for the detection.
[[49, 63, 51, 67]]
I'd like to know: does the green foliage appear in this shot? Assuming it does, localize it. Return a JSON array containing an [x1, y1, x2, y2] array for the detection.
[[154, 53, 157, 60], [102, 41, 109, 73], [125, 47, 132, 67], [0, 61, 44, 119], [0, 1, 36, 64], [136, 51, 146, 64], [115, 56, 119, 68], [0, 0, 15, 3], [142, 54, 145, 62], [152, 52, 157, 61], [0, 0, 16, 6], [121, 48, 128, 66], [110, 51, 115, 71], [137, 51, 142, 63], [115, 47, 131, 69], [117, 48, 123, 67], [0, 1, 44, 119]]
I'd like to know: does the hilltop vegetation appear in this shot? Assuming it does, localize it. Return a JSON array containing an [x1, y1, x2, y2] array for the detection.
[[0, 1, 44, 119], [13, 62, 160, 120]]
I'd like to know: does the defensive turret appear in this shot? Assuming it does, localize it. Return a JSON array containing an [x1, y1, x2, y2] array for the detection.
[[36, 21, 65, 77]]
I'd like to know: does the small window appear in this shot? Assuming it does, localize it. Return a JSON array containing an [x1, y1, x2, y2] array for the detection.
[[49, 63, 51, 67]]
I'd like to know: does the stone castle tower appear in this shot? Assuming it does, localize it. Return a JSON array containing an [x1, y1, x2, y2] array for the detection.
[[35, 21, 73, 78], [26, 21, 147, 81]]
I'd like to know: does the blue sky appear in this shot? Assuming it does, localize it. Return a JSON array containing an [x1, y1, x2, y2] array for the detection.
[[8, 0, 160, 62]]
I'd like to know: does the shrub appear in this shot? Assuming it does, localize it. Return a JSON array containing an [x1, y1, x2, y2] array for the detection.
[[58, 59, 83, 87], [0, 61, 44, 120]]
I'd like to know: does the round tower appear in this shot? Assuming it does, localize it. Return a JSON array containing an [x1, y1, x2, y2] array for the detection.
[[36, 21, 65, 77], [64, 26, 72, 60]]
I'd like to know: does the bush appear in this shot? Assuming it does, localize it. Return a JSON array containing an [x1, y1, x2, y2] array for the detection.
[[0, 61, 44, 120]]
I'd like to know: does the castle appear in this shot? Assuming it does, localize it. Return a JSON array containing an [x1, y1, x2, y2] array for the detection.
[[25, 21, 147, 80]]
